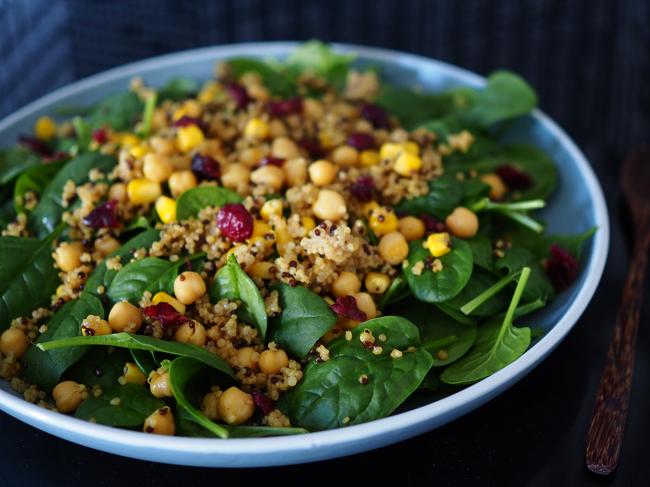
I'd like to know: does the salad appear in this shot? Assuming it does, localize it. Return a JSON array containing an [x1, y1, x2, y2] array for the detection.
[[0, 41, 594, 437]]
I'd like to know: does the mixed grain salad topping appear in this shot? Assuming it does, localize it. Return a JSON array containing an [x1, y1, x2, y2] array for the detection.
[[0, 42, 594, 437]]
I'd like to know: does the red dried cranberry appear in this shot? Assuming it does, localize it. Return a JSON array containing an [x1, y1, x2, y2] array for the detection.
[[251, 391, 275, 415], [191, 154, 221, 180], [496, 164, 534, 190], [299, 138, 324, 158], [346, 132, 375, 151], [421, 214, 447, 233], [330, 295, 367, 322], [267, 97, 303, 118], [18, 135, 53, 157], [545, 244, 578, 291], [142, 302, 189, 327], [92, 128, 108, 144], [227, 82, 251, 110], [259, 156, 285, 167], [44, 151, 69, 162], [216, 203, 254, 242], [173, 116, 207, 133], [349, 176, 375, 202], [360, 103, 390, 129], [82, 199, 119, 229]]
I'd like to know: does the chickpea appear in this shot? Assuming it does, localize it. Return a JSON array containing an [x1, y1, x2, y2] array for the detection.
[[236, 346, 260, 371], [143, 406, 175, 435], [54, 241, 84, 272], [218, 387, 255, 425], [221, 163, 251, 192], [0, 328, 29, 358], [271, 137, 300, 159], [168, 170, 197, 197], [480, 173, 507, 200], [108, 183, 128, 202], [251, 165, 285, 191], [283, 157, 308, 187], [173, 271, 206, 305], [268, 119, 287, 138], [108, 301, 142, 333], [239, 147, 264, 167], [122, 362, 146, 385], [151, 108, 167, 132], [201, 390, 222, 420], [148, 368, 173, 398], [303, 98, 324, 120], [332, 271, 361, 297], [354, 292, 378, 320], [143, 153, 173, 183], [364, 272, 390, 295], [331, 145, 358, 166], [259, 349, 289, 374], [174, 320, 207, 346], [398, 216, 426, 241], [378, 231, 409, 265], [445, 207, 479, 238], [94, 235, 120, 257], [313, 189, 347, 221], [52, 381, 86, 413], [150, 136, 175, 156], [308, 160, 338, 186]]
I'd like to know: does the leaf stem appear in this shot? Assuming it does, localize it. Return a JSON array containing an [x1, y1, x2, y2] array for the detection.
[[499, 267, 531, 337], [140, 92, 158, 138], [420, 335, 459, 353], [496, 209, 545, 233], [460, 269, 522, 315], [513, 298, 546, 319]]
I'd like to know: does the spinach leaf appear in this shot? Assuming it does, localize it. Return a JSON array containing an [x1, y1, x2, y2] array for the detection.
[[466, 236, 494, 272], [495, 247, 554, 302], [506, 225, 596, 261], [0, 224, 64, 330], [107, 256, 186, 304], [270, 283, 337, 358], [403, 237, 473, 303], [395, 174, 463, 219], [72, 116, 92, 152], [375, 86, 455, 130], [86, 91, 144, 131], [75, 384, 164, 427], [29, 153, 116, 237], [281, 316, 432, 431], [445, 268, 510, 316], [0, 196, 16, 228], [376, 276, 410, 310], [0, 147, 41, 186], [286, 40, 355, 90], [227, 59, 293, 96], [65, 346, 132, 388], [37, 332, 234, 378], [13, 161, 65, 213], [130, 349, 158, 376], [157, 77, 199, 102], [23, 293, 105, 390], [434, 302, 477, 326], [211, 255, 267, 340], [175, 186, 242, 220]]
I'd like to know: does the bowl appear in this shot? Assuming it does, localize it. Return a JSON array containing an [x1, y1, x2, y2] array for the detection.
[[0, 42, 609, 467]]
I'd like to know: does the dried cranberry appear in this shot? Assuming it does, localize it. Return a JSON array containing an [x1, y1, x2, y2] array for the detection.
[[18, 135, 53, 157], [227, 82, 251, 110], [267, 97, 303, 118], [44, 151, 69, 162], [349, 176, 375, 202], [496, 164, 534, 190], [299, 138, 324, 158], [92, 128, 108, 144], [421, 214, 447, 233], [545, 244, 578, 291], [82, 199, 119, 229], [346, 132, 375, 151], [191, 154, 221, 180], [258, 156, 285, 167], [360, 103, 390, 129], [142, 302, 189, 327], [251, 392, 275, 415], [216, 203, 254, 242], [330, 295, 367, 322]]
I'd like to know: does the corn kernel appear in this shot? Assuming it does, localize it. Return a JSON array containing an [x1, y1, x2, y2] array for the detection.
[[402, 141, 420, 155], [274, 220, 292, 254], [252, 220, 273, 238], [122, 362, 147, 385], [120, 134, 140, 147], [155, 196, 177, 224], [301, 216, 316, 232], [359, 150, 380, 166], [361, 201, 379, 218], [198, 82, 220, 104], [129, 144, 149, 159], [369, 206, 398, 236], [394, 152, 422, 177], [173, 100, 202, 121], [244, 118, 270, 140], [176, 125, 205, 152], [34, 116, 56, 141], [127, 178, 162, 205], [152, 292, 186, 314], [249, 261, 274, 280], [379, 143, 403, 160], [260, 199, 283, 221], [56, 284, 66, 298], [425, 232, 452, 258]]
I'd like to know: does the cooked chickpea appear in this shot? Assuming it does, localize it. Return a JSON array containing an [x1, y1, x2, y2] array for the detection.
[[313, 189, 347, 221], [332, 271, 361, 297], [122, 362, 146, 385], [143, 406, 175, 435], [148, 368, 173, 398], [259, 349, 290, 374], [0, 328, 29, 358], [173, 271, 206, 305], [331, 145, 358, 166], [221, 163, 251, 192], [143, 153, 173, 183], [354, 292, 378, 320], [150, 136, 175, 156], [201, 390, 222, 420], [378, 231, 409, 265], [108, 183, 128, 202], [303, 98, 324, 119], [308, 160, 338, 186], [445, 207, 479, 238], [239, 147, 264, 167], [108, 301, 142, 333], [54, 241, 84, 272], [251, 165, 285, 191], [94, 235, 120, 257], [480, 173, 508, 200], [268, 119, 286, 138], [218, 386, 255, 425], [364, 272, 390, 294], [174, 320, 207, 346], [168, 170, 197, 197], [398, 216, 426, 241], [52, 381, 86, 413], [283, 157, 308, 187], [236, 346, 260, 371], [271, 137, 300, 159]]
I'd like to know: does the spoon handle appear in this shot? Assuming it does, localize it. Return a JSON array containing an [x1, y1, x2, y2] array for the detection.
[[585, 231, 650, 475]]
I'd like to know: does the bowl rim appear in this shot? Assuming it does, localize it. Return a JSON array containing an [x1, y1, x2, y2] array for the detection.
[[0, 41, 609, 466]]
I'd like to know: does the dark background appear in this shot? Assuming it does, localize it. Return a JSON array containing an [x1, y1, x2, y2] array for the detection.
[[0, 0, 648, 485]]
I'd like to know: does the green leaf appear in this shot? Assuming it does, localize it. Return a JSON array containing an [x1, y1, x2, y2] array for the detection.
[[0, 148, 42, 186], [270, 283, 337, 358], [72, 116, 92, 151], [65, 346, 132, 388], [175, 186, 242, 220], [227, 59, 293, 96], [495, 247, 554, 302], [107, 256, 183, 304], [13, 161, 65, 214], [75, 384, 164, 427], [86, 91, 144, 131], [466, 236, 494, 272], [395, 174, 464, 219], [403, 237, 473, 303], [281, 316, 432, 431], [375, 86, 455, 130], [446, 268, 511, 316], [286, 40, 355, 89], [211, 255, 267, 340], [376, 276, 409, 310], [157, 77, 199, 102], [139, 93, 157, 139]]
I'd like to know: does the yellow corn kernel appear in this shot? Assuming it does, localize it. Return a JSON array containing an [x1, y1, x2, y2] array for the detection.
[[252, 220, 273, 238], [260, 199, 283, 221], [198, 82, 220, 104], [173, 100, 202, 121], [274, 220, 292, 255], [129, 144, 149, 159], [359, 150, 380, 167], [176, 124, 205, 152], [301, 216, 316, 232], [122, 362, 147, 386], [120, 133, 140, 147], [127, 178, 162, 205], [34, 116, 56, 141], [379, 143, 403, 160], [361, 201, 379, 218], [402, 141, 420, 155], [155, 196, 177, 224], [249, 261, 274, 280], [369, 207, 398, 236], [152, 292, 186, 314], [244, 118, 269, 140], [425, 232, 452, 258], [56, 285, 67, 298], [394, 152, 422, 177]]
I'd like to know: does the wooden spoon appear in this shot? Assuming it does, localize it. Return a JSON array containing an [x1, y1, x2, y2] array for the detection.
[[586, 146, 650, 475]]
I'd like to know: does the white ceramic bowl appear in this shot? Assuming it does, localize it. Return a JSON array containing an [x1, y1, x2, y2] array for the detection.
[[0, 42, 609, 467]]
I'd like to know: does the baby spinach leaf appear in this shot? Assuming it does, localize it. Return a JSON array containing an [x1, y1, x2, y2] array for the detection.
[[495, 247, 554, 302], [157, 77, 199, 102], [23, 292, 105, 390], [270, 283, 337, 358], [175, 186, 242, 220], [375, 86, 455, 130], [0, 147, 41, 186], [466, 236, 494, 272], [72, 116, 92, 152], [376, 276, 410, 310], [13, 161, 65, 213], [107, 256, 184, 304], [286, 40, 355, 90], [434, 303, 477, 326], [282, 316, 433, 431], [75, 384, 164, 427], [65, 346, 132, 388], [86, 91, 144, 131], [403, 237, 473, 303], [0, 196, 16, 228], [506, 225, 596, 261], [445, 268, 510, 316], [395, 174, 463, 219], [227, 58, 293, 96], [211, 255, 267, 340], [130, 349, 158, 376]]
